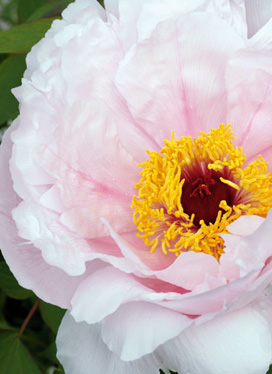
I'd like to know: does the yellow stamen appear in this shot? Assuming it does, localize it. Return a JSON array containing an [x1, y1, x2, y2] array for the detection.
[[219, 177, 240, 191], [131, 124, 272, 261]]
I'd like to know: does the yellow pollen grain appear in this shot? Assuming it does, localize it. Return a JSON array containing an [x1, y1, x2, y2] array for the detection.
[[131, 124, 272, 261]]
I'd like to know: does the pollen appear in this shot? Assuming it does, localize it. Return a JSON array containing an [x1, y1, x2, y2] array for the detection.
[[131, 124, 272, 261]]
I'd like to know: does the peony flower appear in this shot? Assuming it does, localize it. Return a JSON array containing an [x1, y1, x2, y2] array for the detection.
[[1, 0, 272, 373]]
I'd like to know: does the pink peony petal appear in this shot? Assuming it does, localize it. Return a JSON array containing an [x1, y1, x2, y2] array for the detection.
[[0, 126, 100, 308], [116, 13, 244, 146], [70, 266, 153, 324], [62, 0, 106, 23], [102, 218, 176, 272], [249, 18, 272, 49], [101, 301, 192, 361], [227, 214, 265, 236], [57, 312, 162, 374], [245, 0, 272, 38], [221, 211, 272, 278], [106, 0, 247, 49], [159, 303, 272, 374], [156, 251, 219, 290], [227, 49, 272, 166]]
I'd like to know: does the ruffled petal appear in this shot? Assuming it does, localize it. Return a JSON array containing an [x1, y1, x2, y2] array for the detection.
[[70, 266, 152, 324], [245, 0, 272, 38], [101, 301, 192, 361], [106, 0, 247, 49], [159, 304, 272, 374], [0, 125, 99, 308], [248, 18, 272, 49], [220, 210, 272, 280], [104, 0, 119, 19], [57, 312, 162, 374], [62, 0, 106, 23]]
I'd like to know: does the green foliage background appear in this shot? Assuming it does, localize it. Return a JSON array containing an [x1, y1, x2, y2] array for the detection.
[[0, 1, 271, 373]]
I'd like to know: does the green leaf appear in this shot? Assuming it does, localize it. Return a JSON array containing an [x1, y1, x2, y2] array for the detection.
[[0, 320, 10, 330], [0, 0, 18, 30], [0, 54, 26, 125], [0, 18, 57, 54], [0, 262, 33, 300], [39, 301, 65, 334], [0, 311, 10, 330], [39, 342, 58, 363], [18, 0, 46, 23], [28, 0, 73, 22], [37, 342, 65, 373], [0, 331, 42, 374]]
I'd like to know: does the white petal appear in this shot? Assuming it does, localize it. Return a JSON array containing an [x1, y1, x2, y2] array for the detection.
[[245, 0, 272, 37], [101, 301, 191, 361], [107, 0, 247, 48], [104, 0, 119, 18], [159, 305, 272, 374], [12, 201, 91, 275], [62, 0, 106, 23], [56, 312, 162, 374], [70, 266, 151, 324], [0, 125, 100, 308], [249, 18, 272, 49]]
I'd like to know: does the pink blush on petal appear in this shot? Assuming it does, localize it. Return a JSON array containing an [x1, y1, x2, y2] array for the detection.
[[156, 251, 219, 291]]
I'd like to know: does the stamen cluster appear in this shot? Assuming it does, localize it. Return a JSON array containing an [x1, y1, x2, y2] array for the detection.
[[132, 124, 272, 260]]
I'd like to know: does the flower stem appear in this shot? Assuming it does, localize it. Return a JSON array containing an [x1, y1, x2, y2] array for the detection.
[[18, 299, 40, 337]]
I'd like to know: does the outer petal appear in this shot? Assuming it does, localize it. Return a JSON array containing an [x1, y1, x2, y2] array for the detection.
[[70, 266, 153, 324], [0, 125, 142, 307], [248, 18, 272, 50], [0, 125, 100, 308], [70, 263, 189, 318], [24, 0, 105, 78], [159, 304, 272, 374], [57, 312, 162, 374], [100, 301, 192, 361], [220, 210, 272, 280], [61, 0, 106, 23], [245, 0, 272, 38], [105, 0, 247, 49]]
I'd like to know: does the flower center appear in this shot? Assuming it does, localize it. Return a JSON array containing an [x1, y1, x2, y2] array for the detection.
[[181, 170, 233, 226], [132, 124, 272, 260]]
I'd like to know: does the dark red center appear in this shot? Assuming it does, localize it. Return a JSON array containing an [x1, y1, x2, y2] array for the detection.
[[180, 169, 233, 226]]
